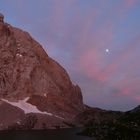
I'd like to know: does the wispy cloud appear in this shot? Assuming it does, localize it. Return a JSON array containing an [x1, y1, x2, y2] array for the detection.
[[1, 0, 140, 110]]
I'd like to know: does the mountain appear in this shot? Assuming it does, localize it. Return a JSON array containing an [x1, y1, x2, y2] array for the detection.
[[79, 105, 140, 140], [0, 13, 84, 130], [74, 106, 123, 126]]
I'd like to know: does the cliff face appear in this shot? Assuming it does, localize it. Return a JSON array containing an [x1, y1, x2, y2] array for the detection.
[[0, 14, 84, 129]]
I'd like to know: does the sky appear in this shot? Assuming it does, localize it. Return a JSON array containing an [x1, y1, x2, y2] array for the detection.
[[0, 0, 140, 111]]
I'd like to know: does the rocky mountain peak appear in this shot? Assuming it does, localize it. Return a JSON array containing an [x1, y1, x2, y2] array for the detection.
[[0, 13, 4, 23], [0, 14, 84, 129]]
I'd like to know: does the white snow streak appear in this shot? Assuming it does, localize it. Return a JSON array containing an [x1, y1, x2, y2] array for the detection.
[[1, 97, 64, 119], [1, 97, 53, 116]]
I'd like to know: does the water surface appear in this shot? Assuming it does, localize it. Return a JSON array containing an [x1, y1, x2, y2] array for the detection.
[[0, 128, 93, 140]]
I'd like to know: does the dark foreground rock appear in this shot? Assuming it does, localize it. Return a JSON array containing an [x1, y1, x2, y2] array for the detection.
[[79, 105, 140, 140]]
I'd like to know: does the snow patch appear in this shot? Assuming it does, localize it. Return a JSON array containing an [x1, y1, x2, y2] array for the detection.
[[16, 53, 22, 57], [1, 97, 53, 116], [44, 93, 47, 97], [1, 97, 64, 119]]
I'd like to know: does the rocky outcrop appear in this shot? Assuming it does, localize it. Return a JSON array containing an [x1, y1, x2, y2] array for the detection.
[[0, 14, 84, 129]]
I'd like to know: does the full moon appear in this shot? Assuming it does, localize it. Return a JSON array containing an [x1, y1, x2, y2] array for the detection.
[[105, 49, 109, 53]]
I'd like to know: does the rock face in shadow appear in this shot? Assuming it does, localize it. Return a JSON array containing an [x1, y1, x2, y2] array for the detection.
[[74, 106, 123, 127], [0, 14, 84, 129]]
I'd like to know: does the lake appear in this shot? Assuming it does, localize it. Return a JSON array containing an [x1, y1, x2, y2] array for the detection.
[[0, 128, 94, 140]]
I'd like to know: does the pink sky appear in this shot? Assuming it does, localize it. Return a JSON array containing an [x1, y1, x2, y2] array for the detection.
[[1, 0, 140, 110]]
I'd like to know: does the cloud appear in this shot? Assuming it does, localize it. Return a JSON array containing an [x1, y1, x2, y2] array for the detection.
[[124, 0, 136, 8], [1, 0, 140, 111]]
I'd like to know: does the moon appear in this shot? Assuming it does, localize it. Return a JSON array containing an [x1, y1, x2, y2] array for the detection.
[[105, 49, 109, 53]]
